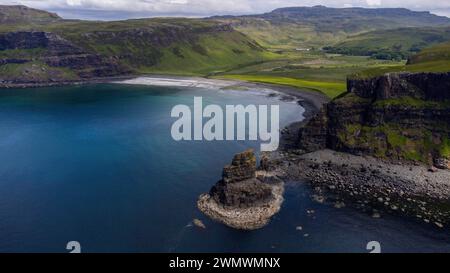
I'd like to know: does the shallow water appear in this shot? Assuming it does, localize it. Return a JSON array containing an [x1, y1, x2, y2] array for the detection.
[[0, 84, 448, 253]]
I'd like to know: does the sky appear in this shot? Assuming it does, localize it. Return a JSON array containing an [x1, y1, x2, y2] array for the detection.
[[1, 0, 450, 20]]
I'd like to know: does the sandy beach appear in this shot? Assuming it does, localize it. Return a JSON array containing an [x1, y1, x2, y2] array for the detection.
[[115, 75, 329, 115]]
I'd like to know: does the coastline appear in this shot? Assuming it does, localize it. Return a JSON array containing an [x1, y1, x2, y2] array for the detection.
[[0, 74, 329, 116], [3, 74, 450, 229]]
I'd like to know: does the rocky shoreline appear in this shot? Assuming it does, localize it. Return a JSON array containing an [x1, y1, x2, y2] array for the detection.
[[0, 75, 137, 89], [267, 149, 450, 228]]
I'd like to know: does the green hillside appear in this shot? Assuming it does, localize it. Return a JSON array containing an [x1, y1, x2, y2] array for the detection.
[[0, 6, 276, 83], [324, 27, 450, 60], [408, 41, 450, 65], [46, 19, 275, 75], [353, 41, 450, 78]]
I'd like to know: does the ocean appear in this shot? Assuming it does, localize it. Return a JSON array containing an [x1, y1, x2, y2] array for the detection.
[[0, 83, 448, 253]]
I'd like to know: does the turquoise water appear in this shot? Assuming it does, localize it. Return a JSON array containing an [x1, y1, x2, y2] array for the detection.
[[0, 84, 449, 253]]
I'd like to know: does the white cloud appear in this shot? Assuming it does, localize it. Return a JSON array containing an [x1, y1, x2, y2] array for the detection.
[[1, 0, 449, 19], [366, 0, 381, 6]]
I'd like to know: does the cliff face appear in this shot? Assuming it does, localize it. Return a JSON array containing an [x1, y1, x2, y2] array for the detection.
[[298, 72, 450, 169], [0, 31, 130, 84], [348, 72, 450, 101]]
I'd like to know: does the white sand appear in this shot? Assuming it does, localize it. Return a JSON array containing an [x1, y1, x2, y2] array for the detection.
[[115, 76, 239, 89]]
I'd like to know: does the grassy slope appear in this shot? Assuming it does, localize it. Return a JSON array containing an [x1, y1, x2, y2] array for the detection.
[[217, 51, 402, 98], [139, 31, 277, 75], [325, 27, 450, 59], [230, 19, 344, 49], [0, 16, 276, 79], [353, 41, 450, 78], [81, 20, 276, 75]]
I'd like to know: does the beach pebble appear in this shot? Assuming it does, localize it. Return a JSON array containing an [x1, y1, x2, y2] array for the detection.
[[334, 201, 346, 209], [312, 195, 325, 204]]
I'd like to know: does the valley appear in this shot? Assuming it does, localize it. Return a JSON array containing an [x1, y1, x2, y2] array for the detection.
[[1, 5, 450, 99]]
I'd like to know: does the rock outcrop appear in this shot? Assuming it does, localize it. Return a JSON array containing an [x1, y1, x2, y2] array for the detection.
[[347, 72, 450, 101], [197, 149, 284, 230], [297, 72, 450, 169]]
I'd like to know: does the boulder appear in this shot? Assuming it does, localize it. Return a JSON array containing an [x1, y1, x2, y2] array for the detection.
[[434, 158, 450, 170]]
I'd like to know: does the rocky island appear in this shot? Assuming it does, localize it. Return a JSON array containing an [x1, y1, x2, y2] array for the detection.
[[197, 149, 284, 230]]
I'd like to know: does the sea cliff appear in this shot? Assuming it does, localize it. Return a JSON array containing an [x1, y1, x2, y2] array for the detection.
[[269, 71, 450, 228], [298, 72, 450, 168]]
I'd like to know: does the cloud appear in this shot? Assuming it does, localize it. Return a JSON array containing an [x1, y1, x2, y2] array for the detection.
[[1, 0, 449, 19], [366, 0, 381, 6]]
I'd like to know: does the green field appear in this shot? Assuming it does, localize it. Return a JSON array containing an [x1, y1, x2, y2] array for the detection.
[[215, 50, 403, 98], [217, 74, 346, 99]]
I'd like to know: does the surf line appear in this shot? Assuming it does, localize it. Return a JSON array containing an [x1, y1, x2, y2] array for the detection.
[[171, 97, 280, 151]]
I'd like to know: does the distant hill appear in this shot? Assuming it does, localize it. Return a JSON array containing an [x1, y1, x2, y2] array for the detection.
[[0, 5, 60, 24], [266, 6, 450, 29], [324, 27, 450, 60], [213, 6, 450, 49]]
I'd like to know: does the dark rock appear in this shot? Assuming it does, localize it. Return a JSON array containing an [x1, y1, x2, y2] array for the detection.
[[347, 72, 450, 101], [434, 158, 450, 170], [211, 179, 273, 208], [222, 149, 256, 183], [297, 72, 450, 163], [210, 149, 273, 208]]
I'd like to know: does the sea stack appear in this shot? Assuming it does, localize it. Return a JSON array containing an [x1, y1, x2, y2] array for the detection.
[[197, 149, 284, 230]]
